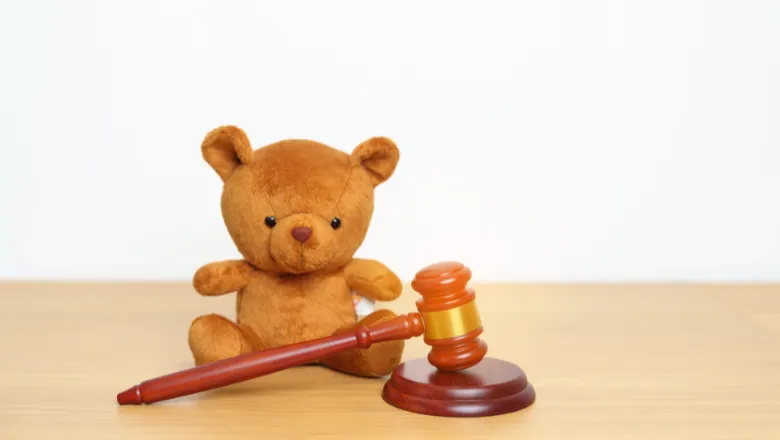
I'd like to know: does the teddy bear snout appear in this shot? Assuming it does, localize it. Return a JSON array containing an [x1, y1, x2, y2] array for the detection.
[[291, 227, 313, 243]]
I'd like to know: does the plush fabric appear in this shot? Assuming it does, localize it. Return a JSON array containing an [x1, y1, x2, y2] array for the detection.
[[188, 125, 404, 377]]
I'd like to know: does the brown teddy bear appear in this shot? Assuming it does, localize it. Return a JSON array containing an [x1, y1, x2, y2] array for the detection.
[[188, 125, 405, 378]]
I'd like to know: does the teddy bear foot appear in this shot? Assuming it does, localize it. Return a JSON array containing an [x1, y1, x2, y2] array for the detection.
[[321, 309, 405, 378], [188, 313, 260, 366]]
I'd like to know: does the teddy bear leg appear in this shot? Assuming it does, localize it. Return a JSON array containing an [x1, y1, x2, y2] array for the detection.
[[321, 309, 404, 377], [187, 313, 260, 366]]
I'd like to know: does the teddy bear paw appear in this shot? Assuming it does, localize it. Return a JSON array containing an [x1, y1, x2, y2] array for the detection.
[[321, 309, 405, 377], [188, 314, 256, 366]]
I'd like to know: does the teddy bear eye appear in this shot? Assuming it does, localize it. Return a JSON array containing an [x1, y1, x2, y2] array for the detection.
[[330, 217, 341, 229], [264, 216, 276, 227]]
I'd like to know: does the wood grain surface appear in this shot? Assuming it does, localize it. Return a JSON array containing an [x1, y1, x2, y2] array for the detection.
[[1, 282, 778, 439]]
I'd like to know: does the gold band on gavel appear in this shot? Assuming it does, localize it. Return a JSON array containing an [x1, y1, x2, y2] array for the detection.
[[421, 300, 482, 340]]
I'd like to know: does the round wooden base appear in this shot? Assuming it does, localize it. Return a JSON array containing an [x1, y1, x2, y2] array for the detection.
[[381, 357, 535, 417]]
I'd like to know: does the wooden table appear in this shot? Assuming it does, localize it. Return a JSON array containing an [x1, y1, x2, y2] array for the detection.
[[1, 282, 779, 439]]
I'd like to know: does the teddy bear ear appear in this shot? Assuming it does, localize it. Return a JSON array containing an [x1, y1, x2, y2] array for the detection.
[[201, 125, 253, 181], [351, 136, 400, 186]]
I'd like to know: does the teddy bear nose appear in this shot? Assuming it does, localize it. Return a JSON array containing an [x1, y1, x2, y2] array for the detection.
[[291, 227, 313, 243]]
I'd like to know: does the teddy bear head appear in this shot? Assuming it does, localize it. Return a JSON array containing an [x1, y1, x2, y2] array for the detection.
[[201, 126, 399, 275]]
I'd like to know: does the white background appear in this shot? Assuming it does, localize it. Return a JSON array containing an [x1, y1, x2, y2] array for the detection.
[[1, 1, 778, 282]]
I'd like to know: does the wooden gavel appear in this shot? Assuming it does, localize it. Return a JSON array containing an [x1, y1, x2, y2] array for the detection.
[[117, 261, 484, 405], [116, 262, 535, 417]]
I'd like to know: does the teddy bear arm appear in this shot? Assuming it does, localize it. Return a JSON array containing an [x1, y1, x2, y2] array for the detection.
[[344, 259, 403, 301], [193, 260, 256, 296]]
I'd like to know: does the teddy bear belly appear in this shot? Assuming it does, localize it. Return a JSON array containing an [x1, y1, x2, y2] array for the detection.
[[235, 277, 358, 350]]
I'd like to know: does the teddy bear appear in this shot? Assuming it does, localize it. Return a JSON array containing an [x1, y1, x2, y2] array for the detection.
[[187, 125, 405, 378]]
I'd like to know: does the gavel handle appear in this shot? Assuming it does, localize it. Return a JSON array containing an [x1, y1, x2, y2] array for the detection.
[[116, 312, 424, 405]]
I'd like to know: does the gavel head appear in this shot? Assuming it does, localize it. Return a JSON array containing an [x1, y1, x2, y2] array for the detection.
[[411, 261, 488, 371]]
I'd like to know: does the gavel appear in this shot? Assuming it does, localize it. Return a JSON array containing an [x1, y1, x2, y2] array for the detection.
[[116, 262, 535, 417]]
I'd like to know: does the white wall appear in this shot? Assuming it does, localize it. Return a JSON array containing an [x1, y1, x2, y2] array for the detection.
[[1, 1, 778, 282]]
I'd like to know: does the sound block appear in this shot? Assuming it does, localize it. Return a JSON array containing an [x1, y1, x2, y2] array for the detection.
[[382, 357, 535, 417]]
